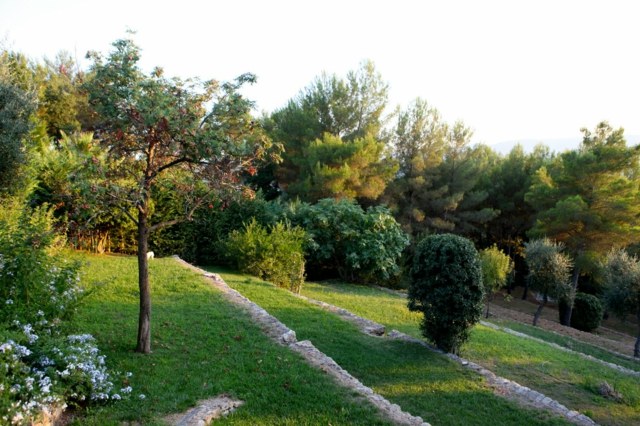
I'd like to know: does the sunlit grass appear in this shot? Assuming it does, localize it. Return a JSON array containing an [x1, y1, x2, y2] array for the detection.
[[490, 318, 640, 373], [65, 253, 392, 425], [294, 279, 640, 426], [214, 269, 569, 426]]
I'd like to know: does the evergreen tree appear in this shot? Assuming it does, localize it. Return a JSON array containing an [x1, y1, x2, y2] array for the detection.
[[269, 61, 394, 201], [381, 98, 448, 234], [526, 122, 640, 325]]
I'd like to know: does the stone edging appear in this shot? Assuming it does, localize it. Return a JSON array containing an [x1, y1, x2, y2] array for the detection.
[[296, 285, 597, 426], [480, 321, 640, 378], [172, 257, 428, 426], [164, 395, 244, 426], [386, 330, 597, 426]]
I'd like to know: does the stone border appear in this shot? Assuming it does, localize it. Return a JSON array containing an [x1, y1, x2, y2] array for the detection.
[[172, 257, 428, 426], [386, 330, 597, 426], [164, 395, 244, 426], [480, 321, 640, 378], [296, 286, 597, 426]]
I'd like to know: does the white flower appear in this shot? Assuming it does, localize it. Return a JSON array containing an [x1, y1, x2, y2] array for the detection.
[[5, 299, 13, 305], [139, 394, 146, 400], [120, 386, 132, 394]]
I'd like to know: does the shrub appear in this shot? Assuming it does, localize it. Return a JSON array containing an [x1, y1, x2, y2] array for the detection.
[[0, 202, 82, 327], [569, 292, 603, 332], [226, 220, 306, 293], [0, 200, 130, 423], [290, 199, 409, 285], [407, 234, 484, 354], [184, 196, 283, 265]]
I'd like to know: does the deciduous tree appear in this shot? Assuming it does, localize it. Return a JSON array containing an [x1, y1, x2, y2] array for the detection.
[[84, 38, 279, 353]]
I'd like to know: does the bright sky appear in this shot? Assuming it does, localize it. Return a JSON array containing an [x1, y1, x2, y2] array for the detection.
[[1, 0, 638, 146]]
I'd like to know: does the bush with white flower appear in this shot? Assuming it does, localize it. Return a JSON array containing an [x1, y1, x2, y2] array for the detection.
[[0, 203, 131, 424]]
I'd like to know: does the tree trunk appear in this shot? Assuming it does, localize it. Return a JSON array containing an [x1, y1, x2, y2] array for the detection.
[[135, 211, 152, 354], [522, 280, 529, 300], [533, 292, 547, 326], [561, 267, 580, 326], [635, 311, 640, 358], [485, 292, 494, 318]]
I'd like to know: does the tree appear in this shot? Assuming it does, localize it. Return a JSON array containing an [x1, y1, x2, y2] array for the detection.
[[602, 249, 640, 357], [381, 98, 448, 234], [479, 245, 513, 318], [0, 58, 36, 192], [383, 106, 497, 238], [407, 234, 484, 353], [269, 61, 393, 200], [288, 132, 396, 202], [526, 122, 640, 325], [84, 38, 279, 353], [524, 238, 573, 326], [36, 52, 89, 140]]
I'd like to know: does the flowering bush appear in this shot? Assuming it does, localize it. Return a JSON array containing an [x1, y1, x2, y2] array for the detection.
[[0, 327, 133, 424], [0, 203, 83, 327], [0, 201, 131, 424]]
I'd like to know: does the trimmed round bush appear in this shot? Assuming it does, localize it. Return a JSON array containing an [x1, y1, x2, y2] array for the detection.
[[570, 292, 603, 332], [407, 234, 484, 354]]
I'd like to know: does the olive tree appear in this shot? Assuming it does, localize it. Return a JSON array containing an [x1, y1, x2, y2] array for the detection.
[[602, 249, 640, 358], [407, 234, 484, 354], [524, 238, 572, 326]]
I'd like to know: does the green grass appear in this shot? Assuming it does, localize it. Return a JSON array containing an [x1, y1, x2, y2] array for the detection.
[[294, 280, 640, 426], [65, 253, 393, 425], [213, 269, 569, 426], [490, 318, 640, 373]]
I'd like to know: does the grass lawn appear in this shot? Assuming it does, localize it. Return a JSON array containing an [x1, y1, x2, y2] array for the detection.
[[213, 269, 570, 426], [295, 280, 640, 426], [490, 318, 640, 373], [64, 253, 393, 425]]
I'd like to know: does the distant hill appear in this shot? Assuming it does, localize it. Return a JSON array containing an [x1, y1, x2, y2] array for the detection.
[[488, 135, 640, 156]]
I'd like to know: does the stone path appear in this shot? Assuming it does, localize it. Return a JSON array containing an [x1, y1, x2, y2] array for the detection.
[[173, 257, 428, 426]]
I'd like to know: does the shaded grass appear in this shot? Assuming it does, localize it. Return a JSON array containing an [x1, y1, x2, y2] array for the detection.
[[214, 269, 569, 426], [65, 253, 392, 425], [296, 280, 640, 426]]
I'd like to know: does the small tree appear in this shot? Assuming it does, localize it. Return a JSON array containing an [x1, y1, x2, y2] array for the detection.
[[407, 234, 484, 354], [602, 249, 640, 358], [84, 38, 279, 353], [479, 245, 513, 318], [524, 238, 572, 326]]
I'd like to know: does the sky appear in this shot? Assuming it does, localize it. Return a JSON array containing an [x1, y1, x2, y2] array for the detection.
[[1, 0, 639, 147]]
